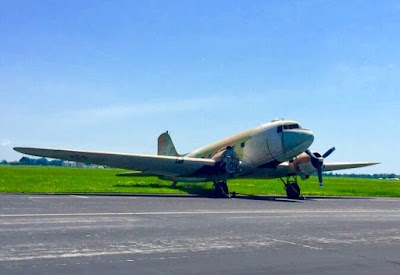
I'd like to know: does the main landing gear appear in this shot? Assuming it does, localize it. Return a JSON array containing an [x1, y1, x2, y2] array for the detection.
[[281, 176, 303, 200], [213, 181, 231, 198]]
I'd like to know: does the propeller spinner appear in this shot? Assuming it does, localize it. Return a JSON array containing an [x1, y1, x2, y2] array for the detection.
[[305, 147, 335, 187]]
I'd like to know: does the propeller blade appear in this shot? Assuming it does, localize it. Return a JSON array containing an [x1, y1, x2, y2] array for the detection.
[[305, 147, 335, 188], [317, 166, 323, 188], [322, 147, 336, 158]]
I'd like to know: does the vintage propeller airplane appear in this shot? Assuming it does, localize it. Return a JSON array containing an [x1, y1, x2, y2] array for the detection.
[[14, 119, 378, 199]]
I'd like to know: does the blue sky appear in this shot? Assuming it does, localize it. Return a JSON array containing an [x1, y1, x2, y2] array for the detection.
[[1, 0, 399, 174]]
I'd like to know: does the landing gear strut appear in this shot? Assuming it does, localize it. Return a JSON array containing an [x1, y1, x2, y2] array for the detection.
[[280, 176, 303, 200], [213, 181, 230, 198]]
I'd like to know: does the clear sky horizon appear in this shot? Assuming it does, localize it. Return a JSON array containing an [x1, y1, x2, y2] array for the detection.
[[1, 1, 399, 174]]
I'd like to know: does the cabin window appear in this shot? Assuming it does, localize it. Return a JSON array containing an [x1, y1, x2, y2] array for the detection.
[[277, 126, 283, 133]]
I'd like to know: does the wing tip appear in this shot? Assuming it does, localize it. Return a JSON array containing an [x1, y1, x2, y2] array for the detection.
[[363, 162, 381, 166], [13, 147, 25, 153]]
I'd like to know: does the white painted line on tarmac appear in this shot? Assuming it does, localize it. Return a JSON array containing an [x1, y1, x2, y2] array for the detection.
[[69, 195, 89, 199], [1, 209, 400, 218], [27, 196, 65, 199], [270, 238, 322, 250], [27, 196, 88, 199], [370, 198, 400, 202]]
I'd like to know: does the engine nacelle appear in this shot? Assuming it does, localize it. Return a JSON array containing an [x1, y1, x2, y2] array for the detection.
[[212, 146, 240, 175], [291, 151, 321, 179]]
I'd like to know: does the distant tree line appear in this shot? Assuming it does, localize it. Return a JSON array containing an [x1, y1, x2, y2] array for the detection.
[[18, 157, 64, 166], [0, 157, 64, 166], [323, 172, 399, 179], [0, 157, 104, 168]]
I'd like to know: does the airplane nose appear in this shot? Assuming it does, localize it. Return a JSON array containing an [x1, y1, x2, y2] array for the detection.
[[283, 129, 314, 153]]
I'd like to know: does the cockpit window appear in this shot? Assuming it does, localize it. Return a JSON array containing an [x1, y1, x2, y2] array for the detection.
[[286, 124, 300, 129], [278, 124, 301, 133]]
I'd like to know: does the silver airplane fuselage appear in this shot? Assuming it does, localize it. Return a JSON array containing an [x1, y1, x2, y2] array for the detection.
[[168, 120, 314, 182]]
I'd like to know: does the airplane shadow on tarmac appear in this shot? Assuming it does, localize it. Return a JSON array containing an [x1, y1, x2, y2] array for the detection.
[[113, 182, 215, 198], [111, 181, 371, 202], [232, 194, 303, 203], [112, 182, 303, 202]]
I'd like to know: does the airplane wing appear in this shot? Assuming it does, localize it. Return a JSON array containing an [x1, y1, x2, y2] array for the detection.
[[273, 161, 380, 179], [323, 162, 380, 172], [13, 147, 215, 177]]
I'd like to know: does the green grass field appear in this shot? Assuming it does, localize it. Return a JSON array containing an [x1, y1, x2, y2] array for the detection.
[[0, 165, 399, 197]]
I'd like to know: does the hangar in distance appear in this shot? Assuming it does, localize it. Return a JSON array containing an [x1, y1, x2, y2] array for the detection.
[[14, 119, 379, 199]]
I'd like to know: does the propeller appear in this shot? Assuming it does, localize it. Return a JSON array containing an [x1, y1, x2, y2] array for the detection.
[[305, 147, 335, 187]]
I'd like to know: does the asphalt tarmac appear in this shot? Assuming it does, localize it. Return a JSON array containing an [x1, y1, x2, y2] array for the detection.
[[1, 194, 400, 274]]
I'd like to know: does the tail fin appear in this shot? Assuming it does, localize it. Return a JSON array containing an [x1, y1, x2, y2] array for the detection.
[[158, 131, 179, 156]]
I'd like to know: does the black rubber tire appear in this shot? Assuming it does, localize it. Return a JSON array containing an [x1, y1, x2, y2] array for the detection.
[[286, 182, 301, 199], [220, 181, 229, 196], [214, 181, 230, 198]]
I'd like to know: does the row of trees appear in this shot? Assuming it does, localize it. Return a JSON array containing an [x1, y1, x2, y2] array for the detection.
[[18, 157, 64, 166], [323, 172, 399, 179], [1, 157, 65, 166], [0, 157, 102, 168]]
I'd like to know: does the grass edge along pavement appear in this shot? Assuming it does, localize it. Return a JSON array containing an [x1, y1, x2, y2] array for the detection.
[[0, 165, 399, 197]]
